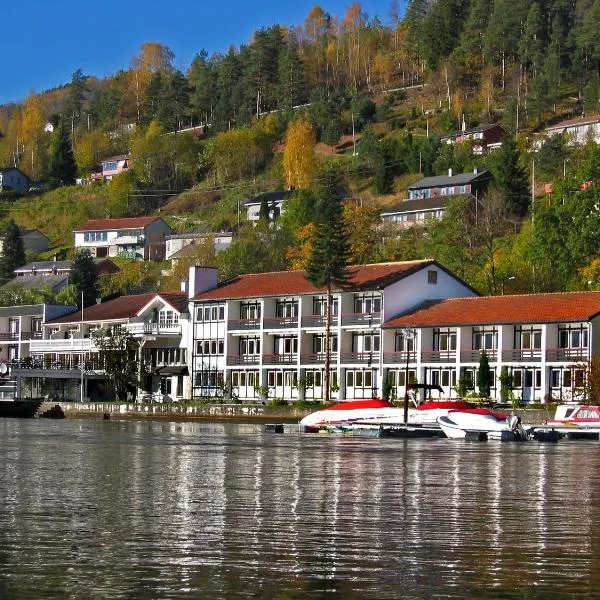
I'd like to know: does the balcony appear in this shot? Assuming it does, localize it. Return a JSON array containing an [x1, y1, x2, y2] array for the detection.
[[340, 352, 380, 364], [20, 331, 43, 340], [12, 357, 106, 378], [301, 315, 339, 328], [420, 349, 457, 363], [383, 351, 417, 364], [502, 348, 542, 362], [0, 332, 20, 341], [263, 316, 298, 330], [301, 352, 338, 365], [226, 354, 260, 366], [29, 338, 94, 353], [341, 312, 381, 327], [126, 322, 182, 336], [460, 349, 497, 362], [228, 318, 260, 331], [546, 348, 589, 362], [115, 235, 145, 245], [262, 354, 298, 365]]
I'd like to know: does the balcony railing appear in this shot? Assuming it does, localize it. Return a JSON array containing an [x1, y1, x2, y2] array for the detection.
[[226, 354, 260, 366], [383, 351, 417, 364], [301, 352, 339, 364], [0, 332, 20, 341], [460, 349, 497, 362], [227, 318, 260, 331], [12, 357, 106, 376], [115, 235, 145, 245], [421, 349, 457, 363], [301, 315, 339, 328], [262, 354, 298, 365], [263, 316, 299, 329], [20, 331, 42, 340], [341, 312, 381, 327], [126, 322, 182, 336], [502, 348, 543, 362], [30, 338, 94, 353], [340, 352, 380, 364], [546, 348, 589, 362]]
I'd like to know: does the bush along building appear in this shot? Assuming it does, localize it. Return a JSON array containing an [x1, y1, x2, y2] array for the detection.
[[5, 261, 600, 404]]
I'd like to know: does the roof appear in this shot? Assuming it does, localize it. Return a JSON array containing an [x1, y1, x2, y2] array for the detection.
[[244, 190, 294, 206], [0, 304, 48, 317], [193, 260, 437, 301], [101, 154, 130, 163], [0, 167, 30, 179], [546, 114, 600, 131], [408, 170, 493, 190], [46, 292, 188, 324], [381, 196, 453, 215], [14, 258, 115, 273], [74, 217, 164, 232], [443, 124, 504, 139], [0, 229, 48, 240], [2, 274, 68, 292], [383, 292, 600, 328]]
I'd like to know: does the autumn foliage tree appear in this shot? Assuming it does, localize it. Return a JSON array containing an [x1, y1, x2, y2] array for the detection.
[[283, 114, 316, 190]]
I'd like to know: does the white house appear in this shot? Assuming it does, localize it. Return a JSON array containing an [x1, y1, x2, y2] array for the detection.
[[74, 217, 173, 260], [0, 168, 31, 193], [542, 114, 600, 146], [244, 191, 294, 223], [165, 231, 233, 260]]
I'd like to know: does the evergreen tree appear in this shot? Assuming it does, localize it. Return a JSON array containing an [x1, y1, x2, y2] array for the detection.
[[477, 350, 492, 397], [48, 123, 77, 184], [374, 144, 394, 194], [62, 69, 88, 130], [306, 170, 350, 403], [0, 220, 25, 284], [189, 49, 216, 125], [258, 196, 270, 224], [277, 43, 306, 110], [70, 249, 98, 308], [488, 136, 530, 216]]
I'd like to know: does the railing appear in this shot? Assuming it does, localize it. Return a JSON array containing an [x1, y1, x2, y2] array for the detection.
[[12, 358, 105, 373], [420, 349, 457, 363], [301, 315, 339, 328], [502, 348, 543, 362], [341, 312, 381, 327], [383, 351, 417, 364], [263, 316, 299, 329], [115, 235, 145, 245], [546, 348, 589, 362], [0, 332, 19, 341], [301, 352, 339, 364], [262, 354, 298, 365], [460, 350, 498, 362], [227, 318, 260, 331], [126, 322, 182, 335], [226, 355, 260, 366], [20, 331, 42, 340], [29, 338, 94, 352], [340, 352, 380, 364]]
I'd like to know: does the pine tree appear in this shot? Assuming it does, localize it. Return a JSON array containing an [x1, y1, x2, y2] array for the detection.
[[477, 350, 492, 398], [70, 249, 98, 308], [306, 170, 350, 403], [258, 195, 270, 224], [373, 144, 394, 195], [0, 220, 25, 284], [48, 123, 77, 185]]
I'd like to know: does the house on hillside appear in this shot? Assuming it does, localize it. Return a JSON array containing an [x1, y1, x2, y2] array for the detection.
[[441, 124, 505, 155], [73, 217, 173, 260], [0, 168, 31, 193], [91, 155, 131, 182], [165, 231, 233, 260], [244, 190, 294, 223], [542, 114, 600, 146], [0, 230, 49, 255], [381, 169, 493, 227]]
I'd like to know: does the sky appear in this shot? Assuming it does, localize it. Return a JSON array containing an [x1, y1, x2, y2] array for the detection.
[[1, 0, 399, 106]]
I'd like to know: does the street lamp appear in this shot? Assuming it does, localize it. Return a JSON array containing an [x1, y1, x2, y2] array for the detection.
[[402, 327, 416, 424]]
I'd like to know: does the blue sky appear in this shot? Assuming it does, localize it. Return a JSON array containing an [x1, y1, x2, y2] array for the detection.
[[2, 0, 398, 105]]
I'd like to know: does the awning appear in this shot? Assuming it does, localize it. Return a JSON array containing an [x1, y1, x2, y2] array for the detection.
[[157, 365, 189, 376]]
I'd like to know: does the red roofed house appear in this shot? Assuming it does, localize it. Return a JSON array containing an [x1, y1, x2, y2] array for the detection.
[[74, 217, 173, 260], [14, 292, 190, 402]]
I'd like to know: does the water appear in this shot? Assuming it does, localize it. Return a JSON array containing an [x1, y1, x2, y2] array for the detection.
[[0, 419, 599, 599]]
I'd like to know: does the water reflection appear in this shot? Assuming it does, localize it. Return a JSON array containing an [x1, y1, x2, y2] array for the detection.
[[0, 420, 599, 598]]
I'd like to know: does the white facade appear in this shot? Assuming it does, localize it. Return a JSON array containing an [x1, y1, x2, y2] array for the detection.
[[543, 116, 600, 146], [165, 232, 233, 259]]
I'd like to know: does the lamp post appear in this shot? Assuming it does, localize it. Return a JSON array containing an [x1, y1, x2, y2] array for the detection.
[[402, 327, 416, 424], [80, 292, 84, 403]]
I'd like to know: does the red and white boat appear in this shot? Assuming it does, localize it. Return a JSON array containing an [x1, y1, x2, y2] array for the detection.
[[543, 404, 600, 433]]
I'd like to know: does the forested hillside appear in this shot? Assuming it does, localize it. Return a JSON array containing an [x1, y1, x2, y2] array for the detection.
[[1, 0, 600, 298]]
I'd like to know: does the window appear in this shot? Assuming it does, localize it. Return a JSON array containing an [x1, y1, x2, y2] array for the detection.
[[559, 326, 588, 349], [353, 333, 380, 353], [434, 329, 456, 351], [240, 338, 260, 355], [427, 270, 438, 284], [395, 332, 416, 352], [274, 336, 298, 355], [240, 302, 261, 320], [313, 334, 338, 353], [516, 328, 542, 349], [196, 340, 224, 355], [83, 231, 108, 243], [473, 329, 497, 350], [354, 294, 381, 314], [276, 300, 298, 318], [313, 297, 339, 316], [193, 370, 222, 389], [196, 304, 225, 322]]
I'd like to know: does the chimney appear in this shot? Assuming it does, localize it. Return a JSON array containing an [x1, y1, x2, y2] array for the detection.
[[473, 167, 479, 174], [448, 168, 453, 177], [187, 266, 218, 299], [53, 254, 57, 262]]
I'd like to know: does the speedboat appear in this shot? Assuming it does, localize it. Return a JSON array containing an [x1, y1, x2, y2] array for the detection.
[[535, 404, 600, 439], [299, 398, 481, 432], [437, 410, 528, 441]]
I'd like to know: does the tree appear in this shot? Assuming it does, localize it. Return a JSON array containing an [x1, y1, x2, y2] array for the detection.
[[70, 249, 98, 308], [63, 69, 88, 131], [92, 326, 141, 401], [258, 195, 270, 224], [477, 350, 492, 397], [0, 220, 25, 284], [306, 170, 350, 403], [282, 114, 316, 190], [48, 123, 77, 186], [20, 93, 46, 180]]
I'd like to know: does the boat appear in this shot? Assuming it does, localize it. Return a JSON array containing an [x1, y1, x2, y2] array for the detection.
[[535, 404, 600, 439], [0, 398, 44, 418], [437, 410, 528, 441]]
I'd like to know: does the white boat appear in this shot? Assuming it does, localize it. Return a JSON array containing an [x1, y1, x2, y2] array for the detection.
[[533, 404, 600, 439], [437, 410, 528, 441]]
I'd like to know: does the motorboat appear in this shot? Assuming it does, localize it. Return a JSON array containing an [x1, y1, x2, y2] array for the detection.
[[299, 397, 482, 432], [535, 404, 600, 439], [437, 409, 528, 441]]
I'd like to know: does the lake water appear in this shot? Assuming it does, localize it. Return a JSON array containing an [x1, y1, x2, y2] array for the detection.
[[0, 419, 599, 599]]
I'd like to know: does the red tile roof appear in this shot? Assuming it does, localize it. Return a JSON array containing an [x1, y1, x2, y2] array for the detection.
[[193, 261, 436, 301], [384, 292, 600, 328], [47, 292, 188, 324], [546, 114, 600, 130], [74, 217, 163, 232]]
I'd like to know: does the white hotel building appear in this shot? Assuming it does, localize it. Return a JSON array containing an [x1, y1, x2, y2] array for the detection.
[[188, 261, 600, 404]]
